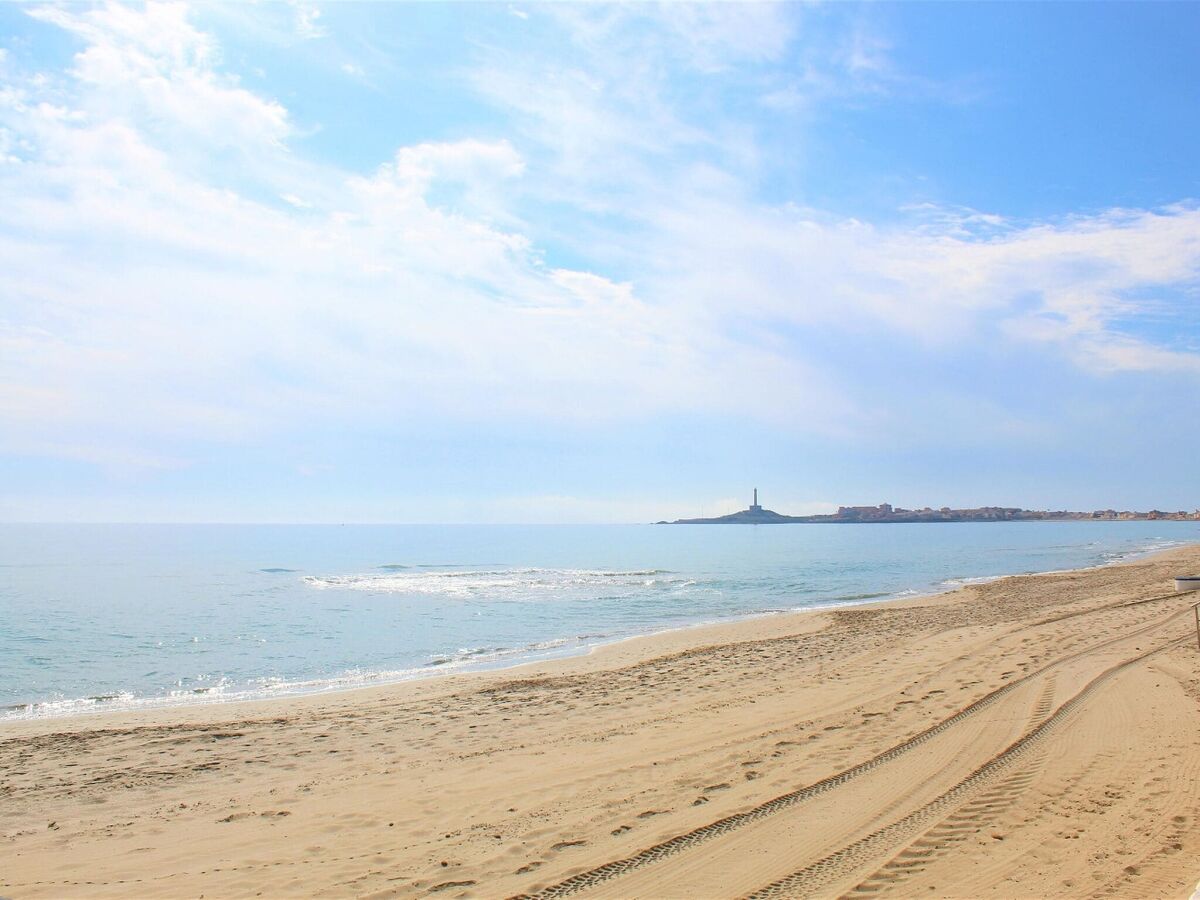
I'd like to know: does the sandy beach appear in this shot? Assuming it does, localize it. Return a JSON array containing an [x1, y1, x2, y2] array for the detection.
[[4, 545, 1200, 899]]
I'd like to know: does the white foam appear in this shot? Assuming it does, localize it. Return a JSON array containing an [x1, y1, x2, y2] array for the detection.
[[302, 567, 691, 599], [0, 631, 608, 722], [941, 575, 1005, 587]]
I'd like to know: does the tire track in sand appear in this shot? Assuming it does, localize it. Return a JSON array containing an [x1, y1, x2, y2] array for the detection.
[[741, 637, 1188, 899], [509, 593, 1192, 900], [840, 675, 1058, 897]]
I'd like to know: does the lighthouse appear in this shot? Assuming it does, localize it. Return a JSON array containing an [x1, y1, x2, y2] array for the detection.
[[749, 488, 762, 513]]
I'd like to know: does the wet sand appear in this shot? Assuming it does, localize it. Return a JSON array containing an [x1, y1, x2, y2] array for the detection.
[[4, 545, 1200, 899]]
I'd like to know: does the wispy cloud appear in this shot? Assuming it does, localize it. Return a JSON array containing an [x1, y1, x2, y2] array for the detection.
[[465, 5, 1200, 383], [0, 4, 839, 470], [0, 1, 1197, 499], [291, 2, 325, 41]]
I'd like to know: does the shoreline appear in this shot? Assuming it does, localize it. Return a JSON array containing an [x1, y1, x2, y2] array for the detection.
[[5, 537, 1196, 727], [5, 542, 1200, 897], [4, 540, 1197, 737]]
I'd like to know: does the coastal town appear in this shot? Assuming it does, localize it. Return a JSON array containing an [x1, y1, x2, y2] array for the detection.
[[666, 495, 1200, 524]]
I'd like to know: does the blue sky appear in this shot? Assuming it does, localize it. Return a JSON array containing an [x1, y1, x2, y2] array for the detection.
[[1, 1, 1198, 522]]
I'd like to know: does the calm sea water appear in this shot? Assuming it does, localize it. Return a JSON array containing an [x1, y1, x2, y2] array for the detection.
[[2, 522, 1197, 720]]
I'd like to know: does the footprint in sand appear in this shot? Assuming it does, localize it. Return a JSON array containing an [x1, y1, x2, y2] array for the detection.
[[551, 839, 587, 851], [430, 880, 477, 892]]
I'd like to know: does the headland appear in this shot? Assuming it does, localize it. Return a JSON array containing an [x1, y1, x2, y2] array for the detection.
[[664, 492, 1200, 524]]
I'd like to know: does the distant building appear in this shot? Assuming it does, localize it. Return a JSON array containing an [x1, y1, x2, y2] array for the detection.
[[835, 503, 894, 520], [664, 495, 1196, 525]]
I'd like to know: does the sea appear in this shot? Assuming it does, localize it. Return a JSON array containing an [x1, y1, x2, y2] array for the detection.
[[2, 521, 1197, 721]]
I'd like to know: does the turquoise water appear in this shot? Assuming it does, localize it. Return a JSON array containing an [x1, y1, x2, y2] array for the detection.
[[2, 522, 1196, 720]]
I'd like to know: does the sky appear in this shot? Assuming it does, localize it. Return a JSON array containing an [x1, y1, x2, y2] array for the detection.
[[1, 1, 1198, 523]]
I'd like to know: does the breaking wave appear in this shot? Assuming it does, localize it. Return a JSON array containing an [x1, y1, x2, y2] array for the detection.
[[1, 631, 612, 722], [303, 567, 701, 600]]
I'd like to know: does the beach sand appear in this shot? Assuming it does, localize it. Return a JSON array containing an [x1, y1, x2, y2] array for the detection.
[[5, 545, 1200, 899]]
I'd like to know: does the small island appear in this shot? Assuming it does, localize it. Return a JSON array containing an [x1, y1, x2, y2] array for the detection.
[[661, 491, 1200, 524]]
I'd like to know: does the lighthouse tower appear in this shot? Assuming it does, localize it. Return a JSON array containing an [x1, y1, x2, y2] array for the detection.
[[749, 488, 763, 513]]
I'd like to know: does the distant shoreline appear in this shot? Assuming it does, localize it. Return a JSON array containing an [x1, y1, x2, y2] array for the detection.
[[662, 517, 1200, 525], [663, 500, 1200, 525]]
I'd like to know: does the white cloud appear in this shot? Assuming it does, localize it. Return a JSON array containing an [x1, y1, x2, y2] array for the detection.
[[639, 194, 1200, 375], [0, 126, 20, 164], [1, 1, 1197, 481], [387, 138, 525, 188], [291, 3, 325, 40], [467, 5, 1200, 384], [27, 1, 291, 155], [552, 4, 794, 73], [280, 192, 311, 209], [0, 5, 850, 470]]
